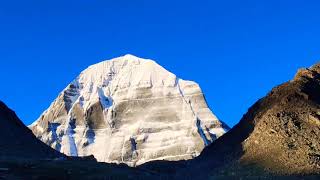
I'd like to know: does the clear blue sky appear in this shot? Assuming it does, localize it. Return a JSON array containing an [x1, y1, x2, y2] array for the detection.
[[0, 0, 319, 127]]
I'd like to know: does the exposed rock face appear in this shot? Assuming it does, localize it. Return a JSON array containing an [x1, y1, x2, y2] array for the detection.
[[30, 54, 228, 166], [234, 64, 320, 175], [142, 63, 320, 178], [0, 101, 62, 160]]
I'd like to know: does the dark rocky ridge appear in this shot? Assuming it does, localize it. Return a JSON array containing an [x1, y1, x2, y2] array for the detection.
[[0, 101, 62, 160]]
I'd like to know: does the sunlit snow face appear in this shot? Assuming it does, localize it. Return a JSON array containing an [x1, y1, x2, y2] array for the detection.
[[30, 55, 228, 166]]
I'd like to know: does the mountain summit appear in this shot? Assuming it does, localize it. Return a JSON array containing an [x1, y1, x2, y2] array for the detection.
[[30, 55, 228, 166]]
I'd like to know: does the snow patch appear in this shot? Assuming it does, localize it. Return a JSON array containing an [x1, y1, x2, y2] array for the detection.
[[48, 122, 62, 151], [196, 118, 210, 146], [66, 119, 78, 156]]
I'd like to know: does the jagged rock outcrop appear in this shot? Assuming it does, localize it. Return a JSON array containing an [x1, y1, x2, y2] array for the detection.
[[0, 101, 62, 160], [30, 54, 228, 166]]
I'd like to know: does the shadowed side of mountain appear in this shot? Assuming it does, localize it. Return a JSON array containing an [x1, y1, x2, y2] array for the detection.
[[0, 101, 62, 160]]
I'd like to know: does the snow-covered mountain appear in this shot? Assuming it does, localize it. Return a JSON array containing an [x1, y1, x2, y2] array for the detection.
[[30, 54, 229, 166]]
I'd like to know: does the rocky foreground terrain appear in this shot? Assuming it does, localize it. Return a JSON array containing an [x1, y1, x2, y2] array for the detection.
[[1, 62, 320, 179]]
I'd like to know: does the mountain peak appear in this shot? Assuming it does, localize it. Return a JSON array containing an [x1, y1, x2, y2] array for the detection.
[[74, 55, 178, 98], [30, 55, 228, 166], [294, 62, 320, 81], [123, 53, 142, 59], [91, 54, 154, 68]]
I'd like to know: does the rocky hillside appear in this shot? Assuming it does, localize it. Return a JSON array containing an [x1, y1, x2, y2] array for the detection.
[[0, 101, 62, 160], [30, 55, 228, 166]]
